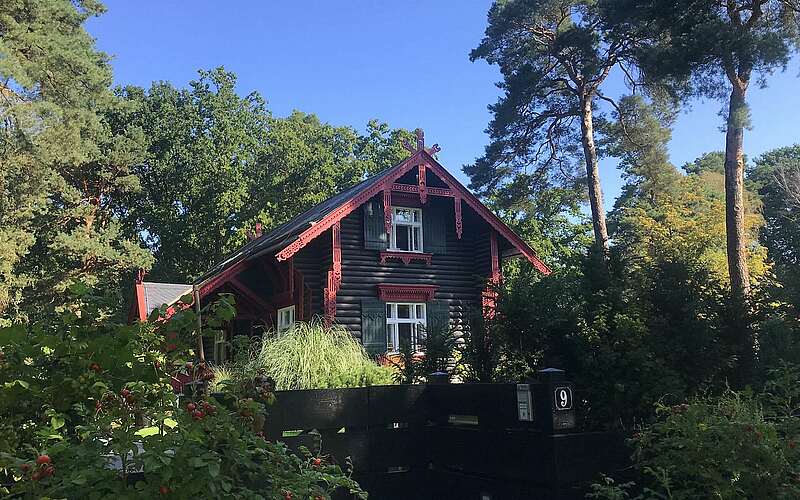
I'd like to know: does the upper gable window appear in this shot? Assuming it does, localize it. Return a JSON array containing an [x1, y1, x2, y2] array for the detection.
[[390, 207, 423, 252]]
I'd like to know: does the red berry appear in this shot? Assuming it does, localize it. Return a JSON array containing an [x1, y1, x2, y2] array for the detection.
[[89, 363, 101, 373], [44, 465, 55, 477], [185, 361, 193, 370], [186, 402, 196, 412], [312, 457, 322, 467], [36, 455, 51, 465], [159, 485, 170, 495], [121, 388, 130, 398], [192, 410, 205, 420], [283, 492, 293, 500], [20, 463, 30, 473], [31, 470, 43, 481]]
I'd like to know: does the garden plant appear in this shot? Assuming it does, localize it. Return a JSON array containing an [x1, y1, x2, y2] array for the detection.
[[0, 286, 366, 499]]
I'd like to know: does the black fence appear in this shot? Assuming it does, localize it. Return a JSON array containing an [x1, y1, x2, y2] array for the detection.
[[265, 374, 630, 500]]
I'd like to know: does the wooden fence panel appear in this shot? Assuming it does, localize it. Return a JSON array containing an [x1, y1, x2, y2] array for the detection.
[[264, 387, 369, 437], [265, 383, 629, 500], [366, 384, 428, 426]]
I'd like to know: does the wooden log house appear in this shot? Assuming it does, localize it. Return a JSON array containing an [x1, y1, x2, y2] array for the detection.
[[129, 131, 550, 361]]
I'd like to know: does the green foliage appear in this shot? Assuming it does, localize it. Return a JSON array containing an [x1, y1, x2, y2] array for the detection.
[[591, 366, 800, 499], [388, 322, 460, 384], [0, 289, 366, 498], [486, 140, 779, 425], [457, 315, 501, 383], [245, 320, 394, 390], [0, 0, 152, 322], [750, 145, 800, 309], [468, 0, 627, 251], [122, 69, 412, 282]]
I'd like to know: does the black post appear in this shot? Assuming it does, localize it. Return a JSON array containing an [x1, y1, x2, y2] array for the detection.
[[532, 368, 576, 434]]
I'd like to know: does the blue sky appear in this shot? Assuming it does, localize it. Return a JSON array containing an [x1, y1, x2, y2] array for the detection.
[[87, 1, 800, 210]]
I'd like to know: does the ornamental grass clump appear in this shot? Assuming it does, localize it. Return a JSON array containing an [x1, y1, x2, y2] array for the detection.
[[252, 321, 394, 390]]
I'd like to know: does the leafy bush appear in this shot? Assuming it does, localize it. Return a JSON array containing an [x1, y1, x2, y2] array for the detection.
[[0, 287, 366, 498], [589, 365, 800, 499], [248, 320, 394, 390], [387, 322, 460, 384]]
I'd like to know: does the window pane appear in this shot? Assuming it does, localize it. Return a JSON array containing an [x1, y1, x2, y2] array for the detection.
[[415, 324, 427, 351], [386, 303, 393, 318], [397, 304, 411, 319], [394, 209, 413, 223], [386, 324, 396, 352], [413, 210, 421, 223], [395, 226, 411, 250], [416, 304, 425, 319], [412, 226, 421, 251], [398, 323, 412, 347]]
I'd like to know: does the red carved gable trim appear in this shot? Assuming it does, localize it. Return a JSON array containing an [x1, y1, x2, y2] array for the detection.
[[379, 251, 432, 266], [272, 149, 550, 275], [324, 222, 342, 326], [419, 151, 551, 275], [454, 194, 463, 240], [377, 284, 439, 302], [418, 163, 427, 204]]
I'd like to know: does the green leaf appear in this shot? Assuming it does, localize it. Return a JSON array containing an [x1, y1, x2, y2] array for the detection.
[[207, 461, 220, 478], [5, 379, 30, 390], [163, 418, 178, 429], [51, 416, 65, 430], [134, 426, 160, 437], [0, 325, 27, 346]]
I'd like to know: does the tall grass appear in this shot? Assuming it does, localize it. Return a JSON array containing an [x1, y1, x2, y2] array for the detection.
[[251, 320, 394, 390]]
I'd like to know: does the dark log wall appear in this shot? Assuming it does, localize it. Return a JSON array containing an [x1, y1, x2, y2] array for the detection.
[[294, 236, 327, 318], [335, 194, 492, 341]]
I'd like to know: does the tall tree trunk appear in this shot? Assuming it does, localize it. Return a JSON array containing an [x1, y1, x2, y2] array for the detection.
[[724, 83, 751, 301], [579, 94, 609, 252], [724, 78, 753, 385]]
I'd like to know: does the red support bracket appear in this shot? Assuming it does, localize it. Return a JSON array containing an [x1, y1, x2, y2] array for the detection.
[[418, 163, 427, 204], [483, 230, 502, 320], [454, 194, 463, 240], [383, 188, 392, 235], [324, 222, 342, 326]]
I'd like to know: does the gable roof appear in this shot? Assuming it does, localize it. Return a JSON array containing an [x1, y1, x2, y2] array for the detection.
[[129, 280, 192, 322], [142, 282, 192, 315], [195, 149, 550, 292]]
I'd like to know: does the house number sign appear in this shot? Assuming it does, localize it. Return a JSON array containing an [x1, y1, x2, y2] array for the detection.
[[553, 386, 573, 411]]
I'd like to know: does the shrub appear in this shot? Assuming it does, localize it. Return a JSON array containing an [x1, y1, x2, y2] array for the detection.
[[387, 322, 459, 384], [589, 368, 800, 499], [249, 320, 394, 390], [0, 287, 366, 498]]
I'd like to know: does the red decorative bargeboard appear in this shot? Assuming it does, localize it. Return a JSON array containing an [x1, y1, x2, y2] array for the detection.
[[377, 284, 439, 302], [274, 136, 550, 275], [323, 222, 342, 325], [379, 251, 432, 266]]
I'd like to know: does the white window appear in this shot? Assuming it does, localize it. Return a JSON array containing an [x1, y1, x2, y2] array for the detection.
[[277, 305, 295, 333], [213, 330, 227, 363], [390, 207, 423, 252], [385, 302, 426, 353]]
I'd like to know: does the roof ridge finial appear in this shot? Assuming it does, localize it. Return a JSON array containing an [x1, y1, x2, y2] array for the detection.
[[402, 128, 441, 156]]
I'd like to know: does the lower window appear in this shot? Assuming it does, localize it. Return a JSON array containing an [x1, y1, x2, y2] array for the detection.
[[277, 305, 295, 333], [385, 302, 426, 353], [213, 330, 227, 363]]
